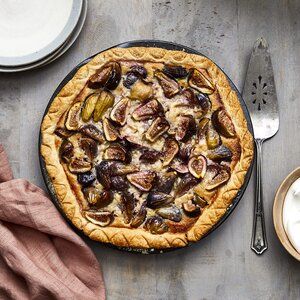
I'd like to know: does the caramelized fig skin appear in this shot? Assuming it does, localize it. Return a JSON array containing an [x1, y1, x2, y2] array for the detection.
[[131, 203, 147, 228], [212, 108, 236, 138], [77, 171, 96, 187], [175, 173, 199, 197], [59, 140, 74, 162], [80, 125, 104, 143], [154, 70, 180, 98], [157, 206, 182, 222], [146, 192, 174, 208], [96, 161, 112, 189], [182, 200, 201, 217], [144, 216, 168, 234], [162, 65, 188, 79], [145, 117, 170, 142]]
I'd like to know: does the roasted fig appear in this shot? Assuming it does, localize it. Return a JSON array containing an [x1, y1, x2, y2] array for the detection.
[[198, 117, 210, 139], [212, 108, 236, 138], [80, 124, 104, 143], [194, 184, 216, 203], [145, 117, 170, 142], [131, 203, 147, 228], [110, 163, 139, 176], [206, 123, 221, 149], [130, 65, 147, 78], [127, 171, 156, 191], [178, 143, 192, 162], [205, 166, 230, 190], [88, 62, 121, 90], [175, 173, 199, 197], [123, 72, 139, 89], [188, 68, 215, 95], [162, 65, 188, 79], [129, 80, 153, 101], [154, 171, 177, 194], [132, 99, 163, 121], [182, 200, 201, 217], [93, 90, 114, 122], [193, 194, 208, 208], [68, 157, 92, 173], [55, 127, 73, 139], [81, 93, 99, 122], [207, 145, 232, 161], [80, 137, 98, 160], [139, 148, 162, 163], [96, 161, 112, 189], [163, 138, 179, 166], [103, 118, 119, 141], [146, 192, 174, 209], [175, 89, 196, 107], [110, 97, 130, 125], [65, 102, 81, 130], [154, 70, 180, 98], [170, 159, 189, 174], [175, 115, 197, 142], [157, 206, 182, 222], [84, 210, 114, 227], [196, 93, 211, 115], [104, 143, 127, 161], [59, 140, 74, 162], [119, 192, 136, 224], [110, 176, 129, 190], [188, 155, 207, 179], [77, 171, 96, 187], [83, 187, 112, 208], [144, 216, 168, 234]]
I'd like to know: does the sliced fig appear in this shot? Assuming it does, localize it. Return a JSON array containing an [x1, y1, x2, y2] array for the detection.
[[154, 70, 180, 98], [178, 143, 192, 162], [80, 137, 98, 160], [162, 65, 188, 79], [59, 140, 74, 162], [110, 97, 130, 125], [104, 143, 127, 161], [123, 72, 139, 89], [194, 184, 217, 203], [139, 148, 162, 163], [145, 117, 170, 142], [207, 145, 232, 161], [110, 163, 139, 176], [93, 90, 114, 122], [132, 99, 163, 121], [83, 187, 112, 208], [81, 93, 99, 122], [103, 118, 119, 141], [130, 65, 147, 78], [84, 210, 114, 227], [188, 68, 215, 95], [163, 138, 179, 166], [205, 166, 230, 190], [193, 194, 208, 208], [198, 117, 210, 139], [144, 216, 168, 234], [154, 171, 177, 194], [182, 200, 201, 217], [175, 89, 196, 107], [175, 115, 197, 142], [68, 157, 92, 173], [212, 108, 236, 138], [131, 203, 147, 228], [77, 171, 96, 187], [95, 161, 112, 189], [196, 93, 211, 115], [55, 127, 73, 139], [65, 102, 81, 130], [119, 192, 136, 224], [127, 171, 156, 191], [146, 192, 174, 209], [80, 124, 104, 143], [175, 173, 199, 197], [88, 62, 121, 90], [170, 159, 189, 174], [129, 80, 153, 101], [110, 176, 129, 190], [157, 206, 182, 222], [206, 123, 221, 149], [188, 155, 207, 179]]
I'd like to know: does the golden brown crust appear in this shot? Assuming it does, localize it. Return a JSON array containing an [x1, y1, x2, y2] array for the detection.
[[41, 47, 253, 249]]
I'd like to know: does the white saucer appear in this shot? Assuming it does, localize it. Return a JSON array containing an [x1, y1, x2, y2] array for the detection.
[[0, 0, 87, 72]]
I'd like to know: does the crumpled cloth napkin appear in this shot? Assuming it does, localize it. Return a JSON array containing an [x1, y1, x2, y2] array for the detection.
[[0, 145, 105, 300]]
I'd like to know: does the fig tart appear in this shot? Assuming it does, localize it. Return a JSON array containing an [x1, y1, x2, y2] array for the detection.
[[41, 47, 253, 250]]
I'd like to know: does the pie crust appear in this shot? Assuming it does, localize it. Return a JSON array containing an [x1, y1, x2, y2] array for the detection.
[[41, 47, 254, 250]]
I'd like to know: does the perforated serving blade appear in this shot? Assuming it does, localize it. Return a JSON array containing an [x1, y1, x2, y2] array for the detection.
[[243, 37, 279, 255]]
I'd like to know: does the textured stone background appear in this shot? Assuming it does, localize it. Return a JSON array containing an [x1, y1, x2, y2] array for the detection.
[[0, 1, 299, 299]]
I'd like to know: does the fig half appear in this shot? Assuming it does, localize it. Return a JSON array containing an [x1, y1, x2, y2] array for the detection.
[[188, 155, 207, 179], [127, 171, 156, 191], [145, 117, 170, 142], [188, 68, 215, 95], [93, 90, 114, 122], [154, 70, 180, 98], [132, 99, 163, 121], [163, 138, 179, 166], [65, 102, 81, 131], [110, 97, 130, 126], [212, 108, 236, 138], [84, 211, 114, 227]]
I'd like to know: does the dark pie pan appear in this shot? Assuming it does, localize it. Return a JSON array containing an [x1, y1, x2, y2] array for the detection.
[[39, 40, 254, 254]]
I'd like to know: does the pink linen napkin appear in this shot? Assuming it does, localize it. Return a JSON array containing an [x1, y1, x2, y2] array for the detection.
[[0, 145, 105, 300]]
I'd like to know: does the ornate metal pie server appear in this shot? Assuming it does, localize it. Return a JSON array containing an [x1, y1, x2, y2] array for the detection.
[[242, 37, 279, 255]]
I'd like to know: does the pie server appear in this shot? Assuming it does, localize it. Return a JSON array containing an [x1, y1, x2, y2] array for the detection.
[[242, 37, 279, 255]]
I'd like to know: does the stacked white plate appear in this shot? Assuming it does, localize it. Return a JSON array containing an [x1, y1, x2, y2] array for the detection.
[[0, 0, 87, 72]]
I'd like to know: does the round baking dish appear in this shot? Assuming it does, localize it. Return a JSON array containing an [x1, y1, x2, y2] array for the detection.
[[39, 40, 254, 254]]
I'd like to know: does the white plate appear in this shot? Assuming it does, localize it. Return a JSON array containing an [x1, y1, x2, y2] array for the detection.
[[0, 0, 87, 72], [0, 0, 82, 67]]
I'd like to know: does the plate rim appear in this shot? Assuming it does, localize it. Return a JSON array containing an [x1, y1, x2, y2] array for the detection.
[[0, 0, 83, 67], [39, 39, 255, 254]]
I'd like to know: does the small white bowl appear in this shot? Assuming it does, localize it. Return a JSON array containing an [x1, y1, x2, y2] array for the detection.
[[273, 167, 300, 261]]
